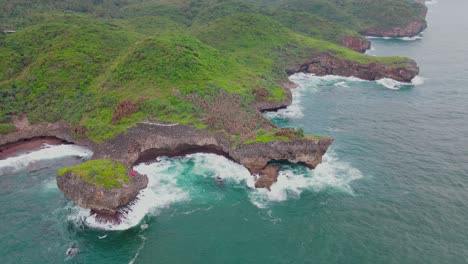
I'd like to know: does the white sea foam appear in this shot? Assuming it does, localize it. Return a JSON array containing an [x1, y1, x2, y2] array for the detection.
[[0, 144, 93, 175], [249, 151, 362, 208], [334, 81, 350, 88], [264, 73, 370, 119], [288, 73, 420, 91], [425, 0, 438, 5], [411, 75, 425, 86], [377, 76, 424, 90], [264, 85, 305, 119], [75, 159, 190, 231], [129, 235, 147, 264], [190, 153, 254, 185], [376, 78, 405, 90], [186, 152, 362, 208], [69, 152, 362, 230], [366, 34, 424, 41]]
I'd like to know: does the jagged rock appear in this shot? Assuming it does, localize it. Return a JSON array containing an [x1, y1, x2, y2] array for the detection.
[[360, 20, 427, 38], [340, 36, 371, 53], [57, 168, 148, 215], [255, 165, 280, 191], [287, 53, 419, 83]]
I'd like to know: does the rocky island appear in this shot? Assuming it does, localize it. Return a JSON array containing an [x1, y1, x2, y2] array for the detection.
[[0, 0, 425, 220]]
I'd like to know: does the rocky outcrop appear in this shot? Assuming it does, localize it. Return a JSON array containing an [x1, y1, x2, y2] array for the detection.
[[93, 123, 333, 174], [287, 53, 419, 82], [361, 20, 427, 38], [0, 117, 330, 170], [0, 47, 421, 210], [340, 36, 371, 53], [0, 117, 95, 150], [57, 169, 148, 216], [251, 87, 293, 112], [360, 5, 428, 38], [255, 165, 280, 190]]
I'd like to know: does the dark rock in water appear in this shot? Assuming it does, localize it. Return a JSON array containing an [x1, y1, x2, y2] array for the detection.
[[255, 165, 280, 191], [57, 170, 148, 216], [287, 53, 419, 83], [360, 20, 427, 38], [340, 36, 371, 53]]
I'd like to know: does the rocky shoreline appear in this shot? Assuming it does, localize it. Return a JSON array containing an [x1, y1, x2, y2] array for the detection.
[[57, 168, 148, 217], [287, 53, 419, 83], [340, 36, 371, 53], [360, 5, 428, 38], [0, 137, 65, 160], [0, 51, 420, 219]]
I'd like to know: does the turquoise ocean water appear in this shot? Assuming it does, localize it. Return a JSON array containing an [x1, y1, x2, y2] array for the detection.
[[1, 1, 467, 263]]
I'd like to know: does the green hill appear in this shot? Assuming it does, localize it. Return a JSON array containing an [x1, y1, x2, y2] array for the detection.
[[0, 1, 418, 143]]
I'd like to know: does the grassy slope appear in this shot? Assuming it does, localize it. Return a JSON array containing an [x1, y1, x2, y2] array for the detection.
[[58, 159, 129, 188], [276, 0, 426, 31], [191, 13, 409, 73], [264, 10, 365, 44], [0, 5, 412, 144]]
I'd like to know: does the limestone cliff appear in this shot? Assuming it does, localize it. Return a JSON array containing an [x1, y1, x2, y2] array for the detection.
[[340, 36, 371, 53], [57, 168, 148, 216], [287, 53, 419, 83]]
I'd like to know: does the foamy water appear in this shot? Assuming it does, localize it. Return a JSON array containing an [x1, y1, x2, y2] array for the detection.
[[366, 35, 424, 41], [266, 73, 424, 120], [73, 158, 191, 231], [72, 152, 362, 230], [0, 144, 93, 175], [249, 151, 362, 208]]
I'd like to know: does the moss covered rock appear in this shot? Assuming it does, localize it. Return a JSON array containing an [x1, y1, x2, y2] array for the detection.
[[57, 159, 148, 215]]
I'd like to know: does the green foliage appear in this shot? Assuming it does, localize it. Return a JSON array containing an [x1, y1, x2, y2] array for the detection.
[[277, 0, 425, 31], [192, 13, 409, 78], [0, 2, 417, 144], [140, 97, 205, 127], [243, 128, 321, 144], [0, 123, 16, 134], [57, 159, 129, 189], [339, 0, 426, 30], [126, 16, 188, 36], [265, 11, 363, 44], [119, 2, 192, 25]]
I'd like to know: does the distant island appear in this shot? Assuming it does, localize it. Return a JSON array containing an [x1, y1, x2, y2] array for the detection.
[[0, 0, 426, 220]]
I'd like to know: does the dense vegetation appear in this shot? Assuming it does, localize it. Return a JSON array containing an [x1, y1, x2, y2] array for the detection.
[[0, 0, 423, 144], [57, 159, 129, 188]]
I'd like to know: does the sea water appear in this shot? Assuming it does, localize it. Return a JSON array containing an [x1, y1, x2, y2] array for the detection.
[[1, 1, 468, 263]]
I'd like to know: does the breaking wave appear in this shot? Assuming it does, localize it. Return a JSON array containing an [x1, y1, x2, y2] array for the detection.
[[284, 73, 423, 94], [70, 157, 191, 231], [69, 152, 362, 230], [264, 73, 370, 119], [249, 151, 362, 208], [0, 144, 92, 175], [366, 35, 424, 41], [425, 0, 438, 5]]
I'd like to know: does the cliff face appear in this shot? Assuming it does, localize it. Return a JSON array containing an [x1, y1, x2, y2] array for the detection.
[[360, 6, 428, 38], [57, 169, 148, 215], [93, 123, 332, 174], [340, 36, 371, 53], [287, 53, 419, 83], [0, 50, 422, 215], [361, 20, 427, 38]]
